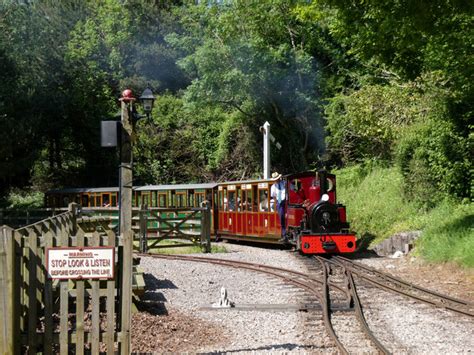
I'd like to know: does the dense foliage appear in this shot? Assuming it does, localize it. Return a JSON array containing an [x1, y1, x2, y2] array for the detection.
[[0, 0, 472, 210]]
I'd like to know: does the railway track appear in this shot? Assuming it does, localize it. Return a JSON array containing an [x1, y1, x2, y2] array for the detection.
[[315, 256, 389, 355], [138, 253, 388, 353], [331, 256, 474, 318], [138, 250, 474, 354]]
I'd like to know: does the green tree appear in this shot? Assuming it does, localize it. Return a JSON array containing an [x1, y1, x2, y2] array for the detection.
[[168, 1, 329, 175]]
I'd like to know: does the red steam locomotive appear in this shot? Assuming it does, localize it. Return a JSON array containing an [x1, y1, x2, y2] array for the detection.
[[283, 171, 356, 253]]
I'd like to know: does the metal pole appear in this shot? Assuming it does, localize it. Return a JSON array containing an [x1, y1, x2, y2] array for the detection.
[[263, 121, 270, 179]]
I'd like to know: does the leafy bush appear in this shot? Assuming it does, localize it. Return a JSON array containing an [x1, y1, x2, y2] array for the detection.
[[325, 83, 421, 164], [5, 189, 44, 209], [396, 118, 471, 207]]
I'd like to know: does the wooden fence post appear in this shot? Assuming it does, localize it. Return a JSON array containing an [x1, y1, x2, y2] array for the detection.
[[0, 226, 19, 354], [68, 203, 78, 236], [120, 230, 133, 355], [200, 206, 211, 253], [139, 204, 148, 253]]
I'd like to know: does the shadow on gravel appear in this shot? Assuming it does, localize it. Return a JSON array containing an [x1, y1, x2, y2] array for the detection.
[[221, 239, 291, 251], [135, 296, 168, 315], [135, 273, 180, 316], [202, 343, 322, 353], [345, 233, 383, 261], [144, 273, 178, 290]]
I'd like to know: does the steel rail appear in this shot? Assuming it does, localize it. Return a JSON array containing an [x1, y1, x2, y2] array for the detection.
[[345, 270, 390, 354], [317, 257, 349, 355], [139, 253, 325, 301], [316, 256, 389, 354], [333, 256, 474, 317]]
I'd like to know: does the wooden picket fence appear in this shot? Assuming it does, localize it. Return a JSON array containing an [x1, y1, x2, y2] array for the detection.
[[0, 204, 132, 354]]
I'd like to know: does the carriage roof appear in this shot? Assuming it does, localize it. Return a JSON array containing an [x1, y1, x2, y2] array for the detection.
[[47, 187, 120, 194], [135, 183, 217, 191]]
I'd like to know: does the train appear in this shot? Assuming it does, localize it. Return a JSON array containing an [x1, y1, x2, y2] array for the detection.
[[45, 170, 356, 254]]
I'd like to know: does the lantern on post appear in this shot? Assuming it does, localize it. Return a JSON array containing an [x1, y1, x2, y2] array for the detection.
[[138, 87, 155, 120]]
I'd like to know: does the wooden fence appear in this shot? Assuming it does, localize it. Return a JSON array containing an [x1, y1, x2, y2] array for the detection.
[[0, 204, 132, 354]]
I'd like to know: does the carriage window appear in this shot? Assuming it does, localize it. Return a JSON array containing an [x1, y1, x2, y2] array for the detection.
[[218, 190, 223, 210], [244, 189, 253, 211], [175, 193, 186, 207], [158, 193, 167, 207], [236, 187, 242, 211], [223, 188, 228, 211], [142, 194, 149, 207], [81, 195, 89, 207], [259, 189, 269, 212], [111, 194, 117, 207], [95, 194, 101, 207], [196, 192, 204, 207], [189, 191, 194, 207], [152, 191, 157, 207], [228, 191, 236, 211], [207, 191, 213, 207], [102, 194, 110, 207]]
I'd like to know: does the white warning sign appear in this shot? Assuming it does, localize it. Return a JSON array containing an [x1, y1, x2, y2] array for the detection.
[[46, 247, 115, 280]]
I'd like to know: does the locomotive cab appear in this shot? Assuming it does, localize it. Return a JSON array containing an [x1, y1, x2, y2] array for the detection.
[[285, 171, 356, 254]]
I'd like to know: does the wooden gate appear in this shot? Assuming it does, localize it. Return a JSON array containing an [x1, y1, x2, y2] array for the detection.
[[137, 206, 211, 253], [0, 204, 131, 354]]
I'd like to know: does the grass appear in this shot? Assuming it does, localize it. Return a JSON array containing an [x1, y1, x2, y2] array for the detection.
[[417, 201, 474, 267], [335, 164, 473, 268]]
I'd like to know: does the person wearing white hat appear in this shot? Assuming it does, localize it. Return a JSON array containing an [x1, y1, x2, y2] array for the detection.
[[270, 172, 287, 241]]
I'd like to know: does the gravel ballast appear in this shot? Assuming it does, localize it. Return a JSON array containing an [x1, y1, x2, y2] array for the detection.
[[132, 243, 474, 353]]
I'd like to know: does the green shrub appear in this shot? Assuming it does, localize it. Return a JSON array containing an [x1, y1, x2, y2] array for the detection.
[[336, 164, 473, 267], [5, 189, 44, 209], [396, 118, 471, 207], [325, 84, 420, 164]]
